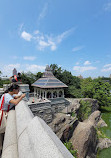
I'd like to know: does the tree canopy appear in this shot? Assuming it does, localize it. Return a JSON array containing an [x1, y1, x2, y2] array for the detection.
[[0, 65, 111, 107]]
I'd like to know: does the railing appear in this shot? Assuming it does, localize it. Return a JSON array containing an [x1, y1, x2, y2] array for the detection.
[[2, 100, 74, 158]]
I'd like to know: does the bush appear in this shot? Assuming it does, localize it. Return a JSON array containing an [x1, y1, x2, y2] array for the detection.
[[64, 141, 78, 157], [77, 100, 91, 121]]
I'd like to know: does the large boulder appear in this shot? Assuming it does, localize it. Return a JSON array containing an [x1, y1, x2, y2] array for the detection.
[[98, 138, 111, 150], [71, 111, 101, 158], [49, 113, 78, 142], [66, 98, 99, 114]]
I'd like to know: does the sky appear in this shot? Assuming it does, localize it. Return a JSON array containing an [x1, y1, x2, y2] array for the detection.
[[0, 0, 111, 78]]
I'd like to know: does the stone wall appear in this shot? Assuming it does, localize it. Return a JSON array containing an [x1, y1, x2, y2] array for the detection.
[[28, 102, 53, 124], [28, 98, 70, 124], [2, 101, 74, 158]]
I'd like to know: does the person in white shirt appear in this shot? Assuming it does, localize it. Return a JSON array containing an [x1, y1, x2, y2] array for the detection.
[[0, 84, 25, 111], [0, 84, 26, 154]]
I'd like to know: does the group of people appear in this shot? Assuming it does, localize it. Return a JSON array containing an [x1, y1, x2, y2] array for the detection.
[[0, 83, 26, 155], [9, 72, 22, 83]]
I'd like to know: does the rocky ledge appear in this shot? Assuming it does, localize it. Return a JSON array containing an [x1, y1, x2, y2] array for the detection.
[[49, 98, 111, 158]]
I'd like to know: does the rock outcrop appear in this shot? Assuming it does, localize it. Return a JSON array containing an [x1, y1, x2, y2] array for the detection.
[[71, 111, 101, 158], [49, 98, 111, 158], [49, 113, 78, 141], [66, 98, 99, 114], [98, 138, 111, 150], [70, 110, 111, 158]]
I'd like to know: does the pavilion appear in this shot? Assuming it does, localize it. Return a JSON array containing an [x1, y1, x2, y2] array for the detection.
[[32, 65, 68, 99]]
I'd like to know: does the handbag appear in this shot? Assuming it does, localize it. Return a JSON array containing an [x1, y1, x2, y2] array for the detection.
[[0, 95, 9, 134]]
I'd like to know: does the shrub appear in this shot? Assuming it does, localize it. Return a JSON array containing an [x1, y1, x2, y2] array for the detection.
[[77, 100, 91, 121], [64, 141, 78, 157]]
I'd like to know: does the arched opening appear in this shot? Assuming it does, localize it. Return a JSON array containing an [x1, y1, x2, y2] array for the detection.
[[59, 91, 63, 97], [53, 91, 57, 98], [44, 91, 45, 98], [41, 91, 43, 99], [47, 92, 51, 98], [38, 90, 40, 98]]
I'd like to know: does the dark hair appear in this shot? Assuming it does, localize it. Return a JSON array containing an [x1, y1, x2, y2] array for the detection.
[[5, 84, 19, 93]]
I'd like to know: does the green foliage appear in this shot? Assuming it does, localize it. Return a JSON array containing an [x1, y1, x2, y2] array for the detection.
[[64, 141, 78, 157], [0, 79, 11, 88], [81, 77, 111, 107], [77, 100, 91, 121], [21, 71, 43, 92], [100, 106, 111, 113], [97, 130, 110, 139], [50, 64, 81, 98], [71, 112, 76, 117]]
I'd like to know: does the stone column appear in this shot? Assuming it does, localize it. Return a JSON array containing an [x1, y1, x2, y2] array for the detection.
[[45, 91, 47, 98], [40, 89, 41, 98], [62, 90, 64, 98], [34, 88, 36, 97], [57, 90, 59, 98], [36, 88, 38, 98], [42, 90, 44, 98], [51, 91, 53, 99]]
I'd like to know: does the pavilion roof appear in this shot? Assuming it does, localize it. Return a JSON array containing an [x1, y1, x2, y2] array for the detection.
[[32, 65, 68, 88]]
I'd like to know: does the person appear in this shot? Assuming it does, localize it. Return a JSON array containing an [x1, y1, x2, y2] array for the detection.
[[9, 76, 17, 83], [0, 84, 26, 154], [17, 72, 22, 82], [0, 84, 25, 112]]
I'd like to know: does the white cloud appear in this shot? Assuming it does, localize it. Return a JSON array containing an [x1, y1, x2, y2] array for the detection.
[[101, 67, 111, 72], [56, 28, 74, 43], [21, 31, 32, 41], [3, 64, 21, 76], [20, 27, 75, 51], [1, 64, 45, 76], [103, 63, 111, 67], [35, 28, 74, 51], [101, 63, 111, 72], [38, 3, 48, 21], [18, 23, 24, 35], [73, 66, 97, 72], [72, 46, 84, 52], [104, 2, 111, 11], [23, 56, 36, 61], [25, 64, 45, 73], [84, 61, 91, 65]]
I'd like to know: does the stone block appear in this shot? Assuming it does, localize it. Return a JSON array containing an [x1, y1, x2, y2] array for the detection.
[[2, 110, 18, 158], [15, 100, 34, 138], [17, 116, 73, 158]]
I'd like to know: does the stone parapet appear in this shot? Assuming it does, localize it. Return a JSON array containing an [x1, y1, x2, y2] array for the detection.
[[2, 100, 74, 158], [16, 100, 74, 158], [2, 110, 18, 158]]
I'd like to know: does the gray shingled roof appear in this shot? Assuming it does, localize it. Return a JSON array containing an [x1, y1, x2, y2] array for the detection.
[[32, 65, 68, 88]]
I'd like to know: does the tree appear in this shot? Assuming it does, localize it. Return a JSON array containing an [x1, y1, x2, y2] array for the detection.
[[81, 77, 111, 107], [21, 71, 43, 92]]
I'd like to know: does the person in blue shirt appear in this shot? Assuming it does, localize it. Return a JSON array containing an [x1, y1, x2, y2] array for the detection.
[[0, 84, 25, 111], [0, 84, 26, 155]]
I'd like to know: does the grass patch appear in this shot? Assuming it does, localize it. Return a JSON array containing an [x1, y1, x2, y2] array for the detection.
[[64, 141, 78, 157], [97, 130, 110, 139], [77, 100, 91, 121], [99, 106, 111, 113]]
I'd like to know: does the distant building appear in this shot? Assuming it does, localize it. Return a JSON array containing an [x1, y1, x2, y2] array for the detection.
[[0, 76, 9, 80], [13, 68, 17, 76], [32, 65, 68, 99]]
